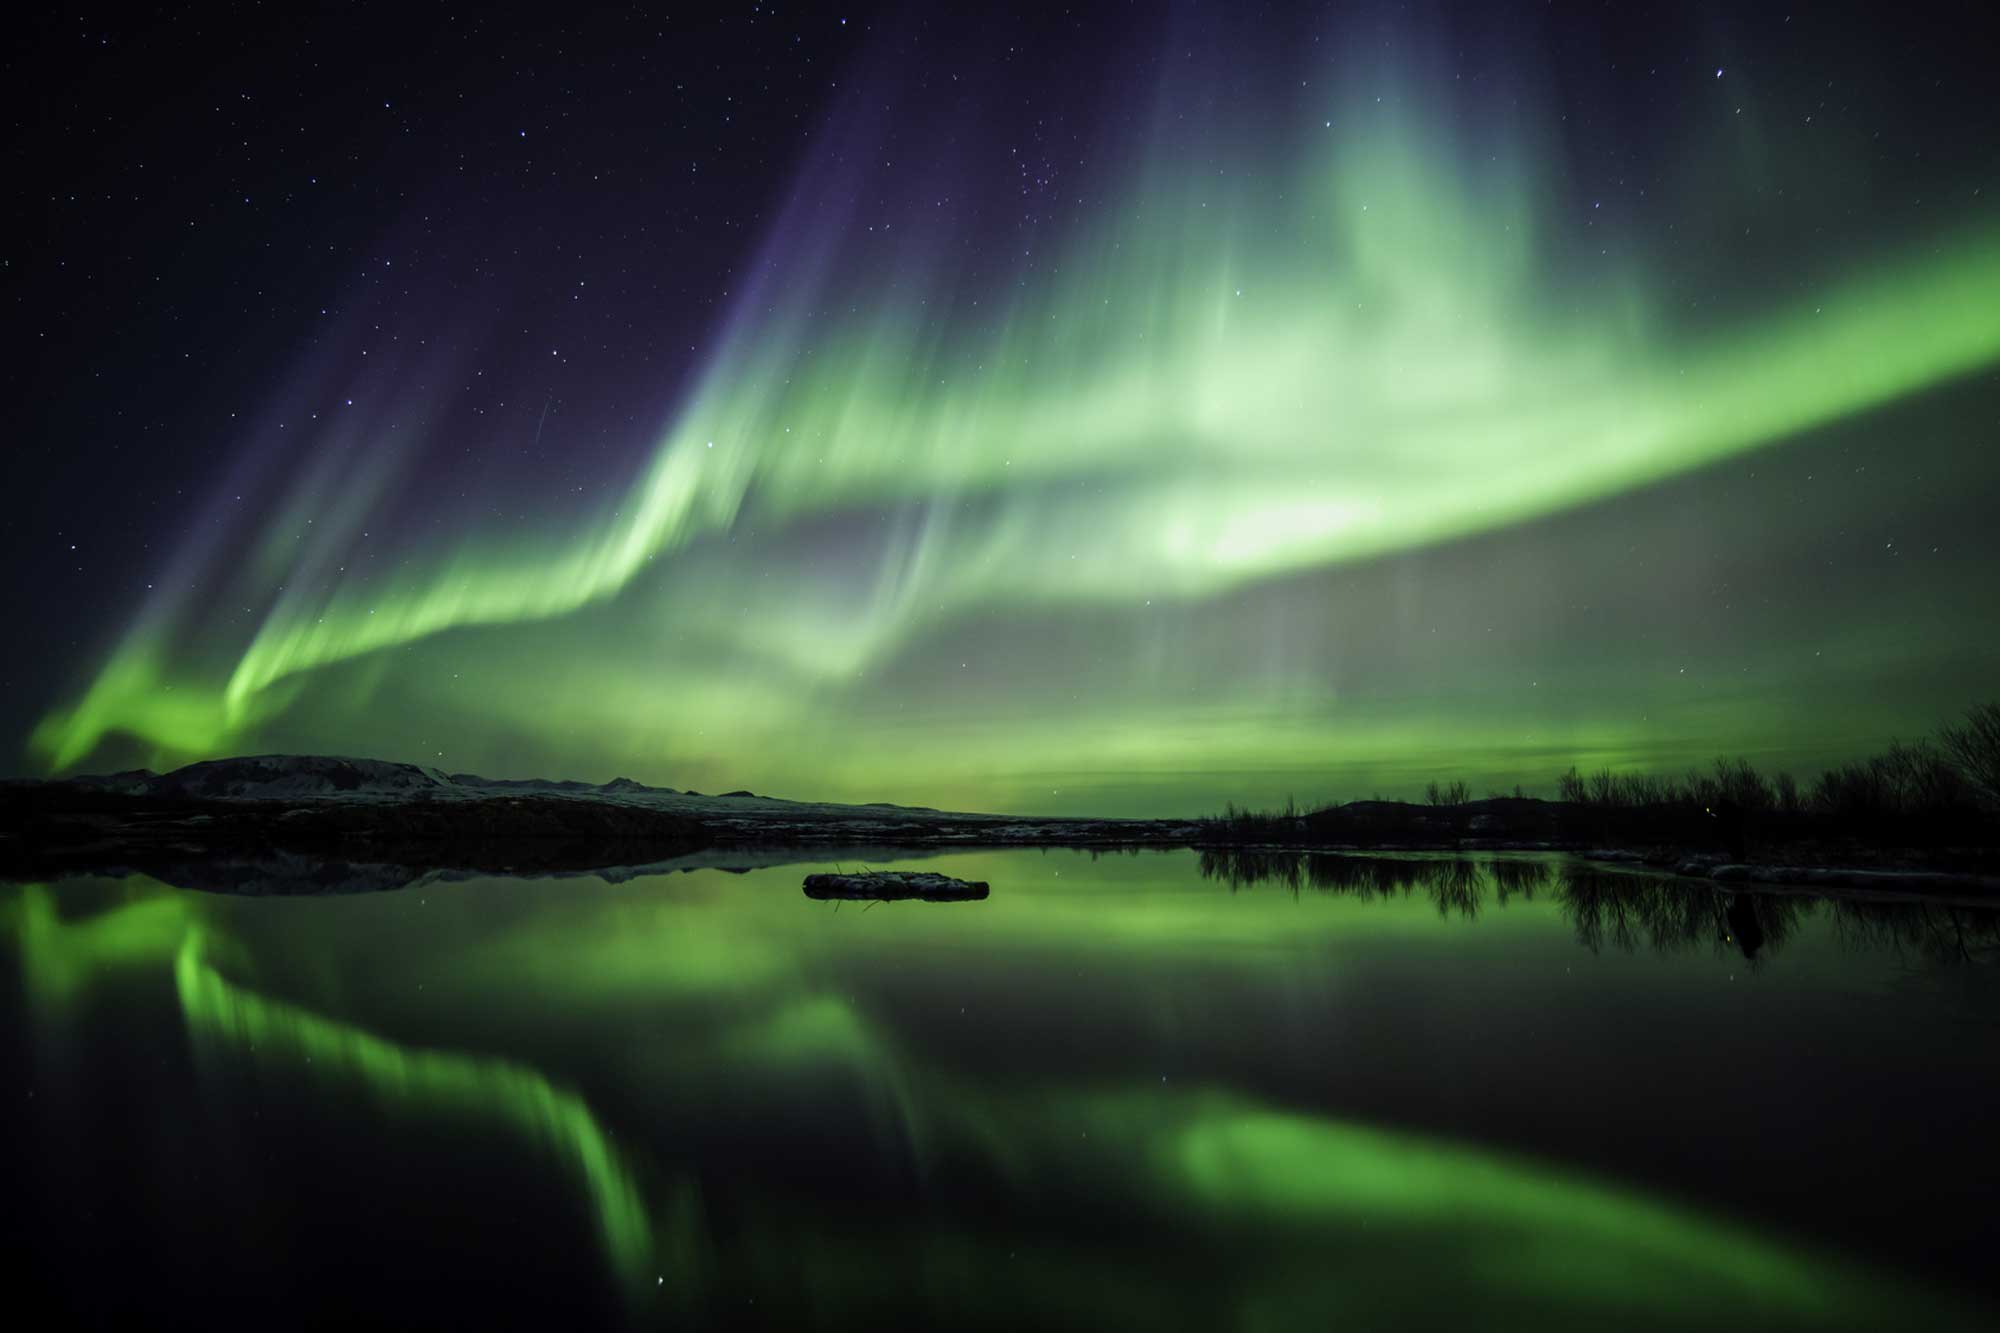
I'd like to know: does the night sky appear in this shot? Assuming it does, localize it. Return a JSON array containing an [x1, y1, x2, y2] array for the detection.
[[9, 1, 1998, 814]]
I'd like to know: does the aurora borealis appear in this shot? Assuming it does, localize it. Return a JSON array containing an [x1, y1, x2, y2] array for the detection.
[[14, 3, 2000, 812]]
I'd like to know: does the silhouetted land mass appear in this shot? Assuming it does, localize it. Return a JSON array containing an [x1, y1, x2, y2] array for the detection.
[[2, 704, 1996, 896], [0, 754, 1179, 890], [1203, 703, 2000, 872]]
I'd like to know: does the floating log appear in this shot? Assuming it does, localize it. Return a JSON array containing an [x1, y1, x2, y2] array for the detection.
[[803, 871, 989, 902]]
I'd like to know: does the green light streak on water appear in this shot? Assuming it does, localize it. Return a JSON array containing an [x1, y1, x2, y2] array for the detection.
[[1169, 1099, 1830, 1316], [172, 930, 659, 1293], [11, 884, 200, 1010]]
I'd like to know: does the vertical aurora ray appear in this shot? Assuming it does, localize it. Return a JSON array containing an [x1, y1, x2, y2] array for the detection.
[[26, 26, 2000, 802]]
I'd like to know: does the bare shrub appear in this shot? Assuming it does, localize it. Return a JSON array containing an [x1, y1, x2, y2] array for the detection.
[[1939, 702, 2000, 810]]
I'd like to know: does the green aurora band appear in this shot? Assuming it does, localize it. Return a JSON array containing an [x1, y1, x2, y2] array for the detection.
[[30, 74, 2000, 808]]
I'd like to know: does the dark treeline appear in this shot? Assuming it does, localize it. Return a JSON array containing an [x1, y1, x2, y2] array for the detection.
[[1556, 701, 2000, 820], [1197, 851, 2000, 965], [1201, 702, 2000, 855]]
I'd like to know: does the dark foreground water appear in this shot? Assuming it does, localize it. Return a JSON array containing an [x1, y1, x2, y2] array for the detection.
[[5, 850, 1997, 1330]]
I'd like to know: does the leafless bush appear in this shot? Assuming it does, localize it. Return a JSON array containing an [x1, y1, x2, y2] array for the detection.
[[1425, 779, 1470, 806], [1939, 702, 2000, 810]]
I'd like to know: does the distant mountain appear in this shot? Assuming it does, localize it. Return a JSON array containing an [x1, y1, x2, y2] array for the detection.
[[51, 754, 697, 802], [448, 774, 599, 791], [3, 752, 1193, 891], [26, 754, 958, 817], [446, 770, 681, 796], [603, 776, 676, 794], [145, 755, 457, 800]]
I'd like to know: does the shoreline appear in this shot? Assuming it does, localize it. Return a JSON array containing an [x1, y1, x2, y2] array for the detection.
[[4, 753, 1995, 899]]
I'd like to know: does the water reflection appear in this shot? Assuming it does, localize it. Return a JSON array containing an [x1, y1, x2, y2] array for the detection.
[[174, 930, 676, 1295], [1557, 868, 1803, 962], [1197, 849, 1506, 914], [1196, 851, 2000, 966], [6, 854, 1998, 1330]]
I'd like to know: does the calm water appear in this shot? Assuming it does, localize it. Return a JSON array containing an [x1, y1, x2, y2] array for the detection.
[[5, 850, 1997, 1330]]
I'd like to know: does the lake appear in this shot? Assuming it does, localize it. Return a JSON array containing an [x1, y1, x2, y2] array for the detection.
[[6, 849, 1997, 1330]]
